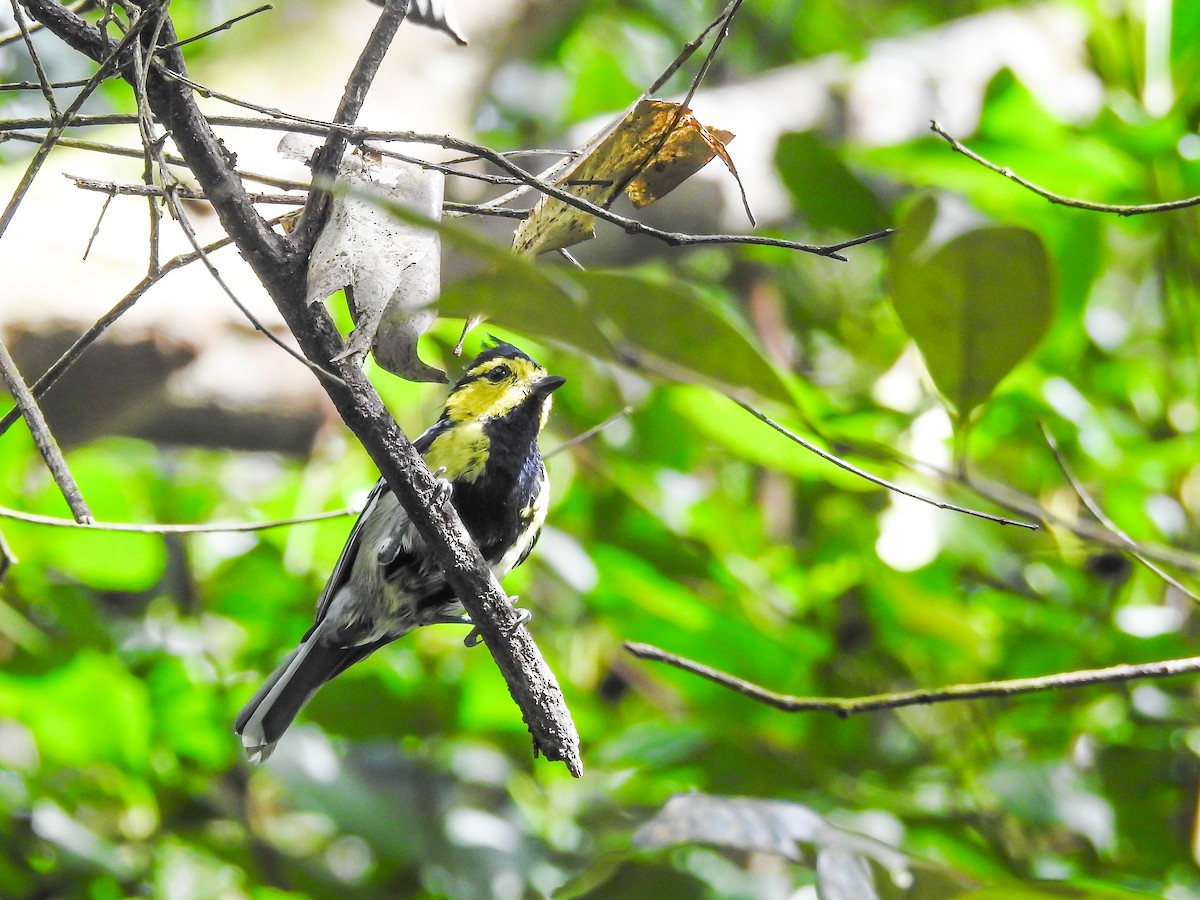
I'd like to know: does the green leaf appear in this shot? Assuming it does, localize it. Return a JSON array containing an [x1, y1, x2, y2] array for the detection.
[[775, 131, 888, 233], [441, 267, 793, 404], [438, 269, 609, 355], [366, 189, 792, 402], [0, 652, 152, 770], [888, 195, 1054, 418], [575, 270, 794, 404]]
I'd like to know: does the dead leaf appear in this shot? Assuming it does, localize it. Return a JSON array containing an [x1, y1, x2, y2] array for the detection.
[[282, 135, 447, 383], [633, 792, 913, 894], [512, 99, 743, 257]]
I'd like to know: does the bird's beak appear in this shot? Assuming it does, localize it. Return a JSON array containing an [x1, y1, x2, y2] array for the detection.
[[535, 375, 567, 395]]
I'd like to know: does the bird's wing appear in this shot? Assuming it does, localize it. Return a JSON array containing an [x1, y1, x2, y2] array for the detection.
[[414, 416, 452, 454], [309, 418, 452, 633], [309, 478, 390, 632]]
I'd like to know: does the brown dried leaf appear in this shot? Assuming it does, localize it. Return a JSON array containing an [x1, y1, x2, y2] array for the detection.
[[512, 99, 740, 257]]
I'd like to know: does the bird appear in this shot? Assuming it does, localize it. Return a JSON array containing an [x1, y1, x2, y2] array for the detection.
[[235, 341, 565, 762]]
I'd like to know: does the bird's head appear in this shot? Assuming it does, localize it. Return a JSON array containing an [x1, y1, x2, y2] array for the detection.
[[441, 341, 566, 429]]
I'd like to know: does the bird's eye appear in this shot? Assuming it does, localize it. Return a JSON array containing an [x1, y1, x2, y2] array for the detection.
[[486, 365, 512, 383]]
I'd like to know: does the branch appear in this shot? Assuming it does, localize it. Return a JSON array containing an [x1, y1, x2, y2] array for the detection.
[[68, 174, 303, 204], [290, 0, 407, 253], [0, 336, 91, 522], [19, 0, 582, 775], [1040, 423, 1199, 603], [930, 120, 1200, 217], [2, 110, 892, 259], [0, 504, 355, 533], [625, 641, 1200, 717], [734, 398, 1037, 529]]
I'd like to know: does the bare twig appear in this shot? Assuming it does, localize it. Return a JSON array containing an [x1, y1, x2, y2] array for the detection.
[[291, 0, 408, 253], [0, 3, 157, 243], [8, 0, 60, 116], [839, 435, 1200, 572], [0, 76, 93, 90], [0, 214, 292, 440], [1040, 423, 1199, 603], [68, 173, 305, 205], [546, 406, 634, 458], [626, 641, 1200, 717], [734, 399, 1037, 529], [163, 3, 272, 50], [0, 504, 355, 533], [80, 190, 112, 259], [0, 336, 91, 522], [647, 0, 739, 95], [930, 120, 1200, 216]]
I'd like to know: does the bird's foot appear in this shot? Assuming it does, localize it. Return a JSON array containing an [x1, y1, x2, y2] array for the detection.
[[462, 596, 532, 648], [431, 467, 453, 506]]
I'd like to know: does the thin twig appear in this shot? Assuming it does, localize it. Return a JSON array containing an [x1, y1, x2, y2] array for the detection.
[[0, 337, 92, 523], [0, 0, 91, 47], [844, 435, 1200, 572], [129, 11, 166, 275], [292, 0, 408, 253], [68, 174, 305, 205], [0, 4, 158, 243], [81, 190, 113, 259], [625, 641, 1200, 717], [735, 398, 1037, 529], [0, 77, 93, 91], [0, 215, 292, 440], [930, 120, 1200, 216], [0, 504, 356, 533], [647, 0, 739, 94], [546, 406, 634, 458], [3, 129, 306, 195], [1040, 423, 1199, 603], [163, 3, 272, 50], [8, 0, 60, 116], [444, 202, 528, 219]]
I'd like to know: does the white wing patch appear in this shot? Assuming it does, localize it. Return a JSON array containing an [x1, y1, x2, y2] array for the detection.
[[493, 467, 550, 578]]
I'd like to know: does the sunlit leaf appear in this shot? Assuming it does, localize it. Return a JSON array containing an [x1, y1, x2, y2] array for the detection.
[[775, 131, 888, 233], [888, 194, 1054, 418], [0, 652, 152, 770]]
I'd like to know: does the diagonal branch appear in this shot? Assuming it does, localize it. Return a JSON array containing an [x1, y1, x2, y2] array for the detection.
[[1040, 423, 1199, 603], [0, 336, 91, 522], [290, 0, 408, 254], [930, 120, 1200, 217], [19, 0, 582, 776]]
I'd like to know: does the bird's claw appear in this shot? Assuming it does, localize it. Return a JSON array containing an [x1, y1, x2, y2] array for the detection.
[[431, 467, 453, 506], [461, 596, 532, 648]]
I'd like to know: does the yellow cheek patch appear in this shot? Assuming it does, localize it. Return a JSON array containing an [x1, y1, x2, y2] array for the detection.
[[443, 357, 544, 423], [424, 421, 490, 481]]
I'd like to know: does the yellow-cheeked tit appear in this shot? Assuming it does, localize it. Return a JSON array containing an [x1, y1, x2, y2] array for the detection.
[[235, 342, 565, 761]]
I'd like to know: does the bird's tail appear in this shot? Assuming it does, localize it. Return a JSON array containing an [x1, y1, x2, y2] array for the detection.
[[234, 637, 348, 763]]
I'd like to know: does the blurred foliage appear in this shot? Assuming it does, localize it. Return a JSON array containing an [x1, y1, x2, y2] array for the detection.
[[2, 0, 1200, 898]]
